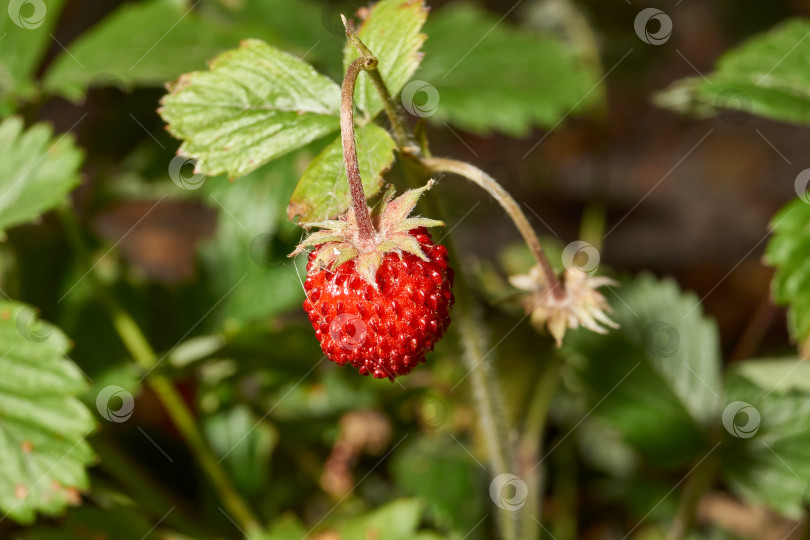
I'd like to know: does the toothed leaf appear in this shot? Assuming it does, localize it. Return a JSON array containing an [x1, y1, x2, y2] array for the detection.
[[0, 301, 94, 524], [344, 0, 428, 119], [0, 117, 83, 235], [765, 198, 810, 352], [655, 19, 810, 126], [288, 123, 396, 223], [159, 39, 341, 179], [0, 0, 66, 108]]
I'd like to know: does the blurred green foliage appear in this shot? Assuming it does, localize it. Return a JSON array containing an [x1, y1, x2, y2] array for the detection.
[[1, 0, 810, 539]]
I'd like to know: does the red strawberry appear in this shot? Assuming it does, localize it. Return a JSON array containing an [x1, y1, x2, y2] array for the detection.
[[292, 182, 455, 379], [303, 228, 454, 379]]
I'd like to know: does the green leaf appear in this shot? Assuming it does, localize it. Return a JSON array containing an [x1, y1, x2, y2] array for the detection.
[[42, 0, 245, 101], [564, 274, 722, 466], [200, 0, 343, 67], [262, 369, 377, 421], [160, 38, 341, 179], [0, 116, 83, 235], [0, 301, 94, 524], [21, 506, 162, 540], [204, 405, 278, 497], [0, 0, 65, 109], [198, 152, 306, 326], [731, 357, 810, 394], [721, 373, 810, 518], [344, 0, 428, 119], [255, 514, 308, 540], [655, 18, 810, 125], [335, 498, 424, 540], [391, 435, 486, 538], [764, 198, 810, 350], [287, 123, 396, 223], [416, 3, 601, 136]]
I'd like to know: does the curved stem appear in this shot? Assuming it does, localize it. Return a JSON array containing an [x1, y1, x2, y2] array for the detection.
[[401, 165, 520, 540], [420, 156, 564, 299], [340, 28, 559, 539], [341, 56, 379, 243], [59, 209, 261, 535]]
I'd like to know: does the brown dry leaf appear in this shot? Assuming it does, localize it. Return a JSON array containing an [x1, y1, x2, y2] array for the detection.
[[92, 199, 216, 284]]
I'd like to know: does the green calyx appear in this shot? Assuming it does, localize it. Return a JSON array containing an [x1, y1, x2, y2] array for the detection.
[[290, 180, 443, 286]]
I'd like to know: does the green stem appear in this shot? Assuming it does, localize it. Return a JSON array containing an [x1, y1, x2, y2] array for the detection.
[[456, 293, 519, 540], [579, 203, 606, 253], [92, 433, 210, 537], [668, 452, 718, 540], [59, 209, 261, 535], [107, 295, 261, 534], [399, 150, 521, 540], [419, 156, 564, 300], [550, 439, 577, 540], [519, 356, 562, 540], [345, 30, 560, 540]]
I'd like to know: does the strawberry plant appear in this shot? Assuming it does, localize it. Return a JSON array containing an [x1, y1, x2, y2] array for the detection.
[[2, 1, 810, 539]]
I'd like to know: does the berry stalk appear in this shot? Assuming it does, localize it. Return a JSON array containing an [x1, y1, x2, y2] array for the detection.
[[341, 55, 379, 244], [343, 17, 419, 153], [339, 19, 551, 540], [420, 156, 565, 299], [341, 20, 564, 301]]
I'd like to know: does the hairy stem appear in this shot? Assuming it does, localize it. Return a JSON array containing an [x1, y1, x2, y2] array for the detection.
[[420, 156, 564, 299], [519, 356, 562, 540], [396, 157, 521, 540], [457, 299, 519, 540], [341, 56, 378, 243], [59, 209, 261, 535], [342, 29, 556, 540], [343, 18, 419, 153]]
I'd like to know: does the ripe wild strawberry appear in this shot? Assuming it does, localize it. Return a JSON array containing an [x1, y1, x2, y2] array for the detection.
[[293, 182, 454, 380]]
